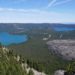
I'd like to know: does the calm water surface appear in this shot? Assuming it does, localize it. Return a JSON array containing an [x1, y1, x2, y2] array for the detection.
[[54, 27, 75, 31], [0, 32, 28, 46]]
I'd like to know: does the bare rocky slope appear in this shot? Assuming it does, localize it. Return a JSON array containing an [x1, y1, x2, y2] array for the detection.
[[47, 40, 75, 60]]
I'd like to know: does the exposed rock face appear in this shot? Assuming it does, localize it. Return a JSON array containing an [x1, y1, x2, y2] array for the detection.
[[54, 70, 65, 75], [47, 40, 75, 60]]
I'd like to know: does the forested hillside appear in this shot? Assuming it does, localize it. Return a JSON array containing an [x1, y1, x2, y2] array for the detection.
[[0, 44, 27, 75]]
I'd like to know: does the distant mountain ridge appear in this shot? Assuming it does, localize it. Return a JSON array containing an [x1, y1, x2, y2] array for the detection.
[[0, 23, 75, 32]]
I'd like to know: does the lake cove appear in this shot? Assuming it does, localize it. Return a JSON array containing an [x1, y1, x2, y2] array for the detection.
[[0, 32, 28, 46]]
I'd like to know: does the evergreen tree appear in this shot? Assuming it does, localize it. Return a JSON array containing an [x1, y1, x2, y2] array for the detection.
[[65, 61, 75, 75]]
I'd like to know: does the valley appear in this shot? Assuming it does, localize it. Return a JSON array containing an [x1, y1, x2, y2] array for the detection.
[[0, 23, 75, 75]]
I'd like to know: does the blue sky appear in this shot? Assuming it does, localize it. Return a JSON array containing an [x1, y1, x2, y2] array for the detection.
[[0, 0, 75, 23]]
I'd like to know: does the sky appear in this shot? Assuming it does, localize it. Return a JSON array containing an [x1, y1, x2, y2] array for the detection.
[[0, 0, 75, 23]]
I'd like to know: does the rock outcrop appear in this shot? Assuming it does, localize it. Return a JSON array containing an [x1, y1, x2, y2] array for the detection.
[[47, 40, 75, 60], [54, 70, 65, 75]]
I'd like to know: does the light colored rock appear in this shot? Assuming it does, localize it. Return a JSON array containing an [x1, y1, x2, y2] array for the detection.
[[16, 55, 20, 61], [2, 47, 9, 53], [54, 70, 65, 75], [43, 38, 48, 41], [47, 40, 75, 60], [21, 63, 47, 75], [32, 68, 46, 75], [49, 34, 51, 38]]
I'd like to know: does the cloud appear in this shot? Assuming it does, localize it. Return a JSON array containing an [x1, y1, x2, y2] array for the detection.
[[47, 0, 72, 8], [0, 8, 41, 13], [0, 8, 59, 23], [47, 0, 57, 8], [0, 7, 74, 23], [53, 0, 72, 6]]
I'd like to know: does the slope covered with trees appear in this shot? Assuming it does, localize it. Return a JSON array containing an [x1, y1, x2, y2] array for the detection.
[[0, 43, 27, 75]]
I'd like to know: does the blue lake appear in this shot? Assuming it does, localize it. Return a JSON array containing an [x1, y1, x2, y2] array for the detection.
[[54, 27, 75, 31], [0, 32, 28, 46]]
